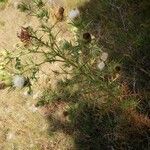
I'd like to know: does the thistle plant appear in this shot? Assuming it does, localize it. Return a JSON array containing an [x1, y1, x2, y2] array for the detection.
[[1, 0, 126, 106], [1, 0, 149, 149]]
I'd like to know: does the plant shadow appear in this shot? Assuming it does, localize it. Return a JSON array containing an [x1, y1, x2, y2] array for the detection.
[[78, 0, 150, 115], [45, 100, 150, 150]]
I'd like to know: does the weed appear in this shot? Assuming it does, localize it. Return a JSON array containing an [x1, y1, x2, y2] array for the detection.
[[1, 0, 150, 149]]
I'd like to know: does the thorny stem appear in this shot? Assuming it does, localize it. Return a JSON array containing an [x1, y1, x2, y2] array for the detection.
[[31, 33, 97, 82]]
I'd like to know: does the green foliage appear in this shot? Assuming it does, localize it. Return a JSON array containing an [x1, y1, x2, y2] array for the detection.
[[0, 0, 8, 10], [0, 0, 6, 3], [17, 3, 31, 12]]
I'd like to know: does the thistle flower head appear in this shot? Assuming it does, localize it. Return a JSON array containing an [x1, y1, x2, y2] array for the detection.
[[101, 52, 108, 62], [55, 7, 65, 21], [115, 65, 121, 72], [58, 7, 64, 14], [13, 75, 25, 88], [83, 32, 92, 43], [97, 61, 105, 71], [68, 8, 80, 20], [0, 82, 6, 90], [17, 27, 31, 44]]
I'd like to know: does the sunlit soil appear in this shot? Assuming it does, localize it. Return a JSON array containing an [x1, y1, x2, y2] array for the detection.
[[0, 0, 77, 149]]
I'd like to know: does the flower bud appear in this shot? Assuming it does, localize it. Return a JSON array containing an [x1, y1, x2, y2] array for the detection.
[[68, 8, 80, 20], [83, 32, 91, 43]]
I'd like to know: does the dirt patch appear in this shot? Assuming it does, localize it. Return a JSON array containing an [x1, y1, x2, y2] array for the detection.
[[0, 1, 74, 149]]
